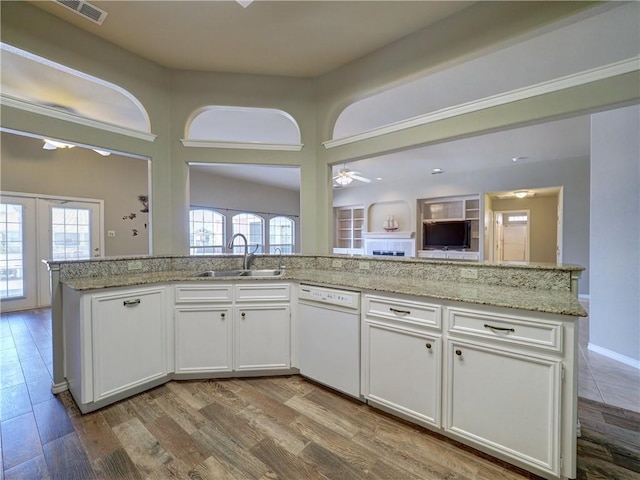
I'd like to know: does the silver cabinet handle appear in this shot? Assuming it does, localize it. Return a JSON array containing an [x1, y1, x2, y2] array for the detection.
[[484, 323, 515, 333], [389, 307, 411, 315], [123, 299, 141, 307]]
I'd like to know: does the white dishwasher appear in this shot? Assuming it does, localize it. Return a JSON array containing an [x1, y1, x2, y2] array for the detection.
[[298, 284, 361, 399]]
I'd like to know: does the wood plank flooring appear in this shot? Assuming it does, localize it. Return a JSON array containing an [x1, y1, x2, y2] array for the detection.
[[1, 308, 639, 480]]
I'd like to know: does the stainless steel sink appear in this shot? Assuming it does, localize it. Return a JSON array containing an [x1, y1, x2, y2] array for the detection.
[[243, 269, 283, 277], [192, 269, 282, 278]]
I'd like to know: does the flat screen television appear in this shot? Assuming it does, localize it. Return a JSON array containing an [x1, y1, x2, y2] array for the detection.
[[423, 220, 471, 250]]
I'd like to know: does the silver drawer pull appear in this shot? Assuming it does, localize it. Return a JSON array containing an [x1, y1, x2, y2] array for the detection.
[[389, 307, 411, 315], [484, 323, 515, 333], [123, 299, 141, 307]]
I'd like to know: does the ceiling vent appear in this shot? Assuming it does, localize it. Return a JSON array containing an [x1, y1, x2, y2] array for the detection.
[[55, 0, 108, 25]]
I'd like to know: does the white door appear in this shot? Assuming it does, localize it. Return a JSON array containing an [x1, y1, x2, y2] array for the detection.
[[494, 211, 529, 263], [0, 196, 38, 311], [0, 193, 103, 312], [36, 199, 103, 305]]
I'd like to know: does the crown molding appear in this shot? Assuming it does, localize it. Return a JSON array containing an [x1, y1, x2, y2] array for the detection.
[[324, 57, 640, 149], [181, 139, 304, 151], [0, 94, 157, 142]]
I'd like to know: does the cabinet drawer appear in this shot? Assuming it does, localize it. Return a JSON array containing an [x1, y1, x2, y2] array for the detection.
[[235, 283, 290, 302], [447, 307, 563, 352], [365, 295, 441, 329], [175, 284, 232, 303]]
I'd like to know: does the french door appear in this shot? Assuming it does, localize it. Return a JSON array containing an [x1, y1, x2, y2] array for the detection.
[[0, 193, 103, 312], [0, 196, 37, 310]]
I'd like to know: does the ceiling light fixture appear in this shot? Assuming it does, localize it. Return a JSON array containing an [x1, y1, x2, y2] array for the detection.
[[92, 149, 111, 156], [431, 168, 445, 175], [512, 156, 528, 162], [43, 139, 76, 150], [236, 0, 254, 7], [334, 175, 353, 186], [514, 190, 529, 198]]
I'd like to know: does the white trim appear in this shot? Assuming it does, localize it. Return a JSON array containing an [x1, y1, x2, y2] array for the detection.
[[51, 381, 69, 394], [181, 139, 303, 151], [578, 294, 590, 301], [0, 94, 157, 142], [324, 57, 640, 149], [588, 343, 640, 370], [363, 231, 415, 239]]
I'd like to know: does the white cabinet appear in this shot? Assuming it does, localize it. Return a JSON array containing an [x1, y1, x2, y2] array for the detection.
[[174, 284, 233, 374], [92, 287, 170, 402], [362, 294, 442, 427], [444, 306, 569, 478], [234, 283, 291, 371], [63, 285, 171, 412]]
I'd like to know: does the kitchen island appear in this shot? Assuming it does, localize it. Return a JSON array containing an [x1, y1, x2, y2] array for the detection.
[[46, 254, 585, 480]]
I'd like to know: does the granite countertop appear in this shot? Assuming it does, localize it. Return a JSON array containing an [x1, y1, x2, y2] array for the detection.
[[61, 268, 587, 317]]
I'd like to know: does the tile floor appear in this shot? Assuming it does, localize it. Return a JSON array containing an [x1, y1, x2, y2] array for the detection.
[[577, 300, 640, 413]]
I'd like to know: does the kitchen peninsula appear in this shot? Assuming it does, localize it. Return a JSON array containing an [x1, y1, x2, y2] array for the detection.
[[46, 255, 586, 480]]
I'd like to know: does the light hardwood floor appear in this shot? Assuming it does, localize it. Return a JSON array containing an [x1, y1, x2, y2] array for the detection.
[[1, 308, 638, 479]]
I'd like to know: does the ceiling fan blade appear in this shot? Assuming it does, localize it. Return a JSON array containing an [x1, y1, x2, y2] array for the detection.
[[350, 174, 371, 183]]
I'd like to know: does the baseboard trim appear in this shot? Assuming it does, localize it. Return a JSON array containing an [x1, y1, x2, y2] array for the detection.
[[51, 381, 69, 394], [588, 343, 640, 369]]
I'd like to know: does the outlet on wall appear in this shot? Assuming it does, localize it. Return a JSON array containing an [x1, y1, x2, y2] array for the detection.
[[127, 261, 143, 271], [460, 268, 478, 279]]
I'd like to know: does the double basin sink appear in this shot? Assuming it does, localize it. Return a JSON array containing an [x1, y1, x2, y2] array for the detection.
[[192, 269, 283, 278]]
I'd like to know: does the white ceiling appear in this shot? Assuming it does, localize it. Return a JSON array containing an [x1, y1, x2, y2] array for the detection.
[[28, 0, 473, 77]]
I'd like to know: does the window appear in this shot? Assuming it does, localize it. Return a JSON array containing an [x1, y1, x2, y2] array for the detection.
[[269, 216, 294, 253], [51, 207, 91, 260], [0, 203, 24, 299], [189, 208, 225, 255], [232, 213, 264, 253]]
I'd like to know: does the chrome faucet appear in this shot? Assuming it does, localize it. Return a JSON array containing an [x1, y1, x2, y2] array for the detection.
[[274, 247, 284, 270], [227, 233, 258, 270]]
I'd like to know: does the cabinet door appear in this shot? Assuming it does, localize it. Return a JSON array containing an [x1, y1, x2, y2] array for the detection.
[[235, 305, 290, 371], [446, 340, 561, 476], [175, 306, 232, 373], [92, 287, 168, 402], [363, 320, 441, 427]]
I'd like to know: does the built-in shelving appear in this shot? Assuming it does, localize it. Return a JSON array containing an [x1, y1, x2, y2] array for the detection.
[[334, 206, 365, 253]]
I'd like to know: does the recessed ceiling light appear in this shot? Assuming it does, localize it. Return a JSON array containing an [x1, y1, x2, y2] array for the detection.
[[512, 156, 528, 162], [376, 177, 383, 181], [431, 168, 445, 175], [514, 191, 528, 198]]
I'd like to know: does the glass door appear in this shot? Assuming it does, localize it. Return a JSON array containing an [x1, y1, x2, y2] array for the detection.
[[0, 196, 37, 310], [36, 199, 102, 306]]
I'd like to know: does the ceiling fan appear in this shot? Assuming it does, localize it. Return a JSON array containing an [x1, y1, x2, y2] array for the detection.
[[333, 165, 371, 187]]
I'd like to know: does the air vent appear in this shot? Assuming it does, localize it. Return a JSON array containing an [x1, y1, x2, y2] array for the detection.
[[55, 0, 108, 25]]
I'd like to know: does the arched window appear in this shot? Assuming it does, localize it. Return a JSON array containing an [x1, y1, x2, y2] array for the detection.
[[231, 213, 264, 254], [269, 216, 294, 254], [189, 208, 225, 255]]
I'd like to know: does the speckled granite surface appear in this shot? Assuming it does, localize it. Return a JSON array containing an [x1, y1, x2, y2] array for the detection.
[[59, 267, 587, 317]]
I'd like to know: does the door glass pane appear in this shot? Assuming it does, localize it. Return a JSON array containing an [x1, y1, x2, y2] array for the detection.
[[0, 203, 25, 299], [51, 207, 92, 260]]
